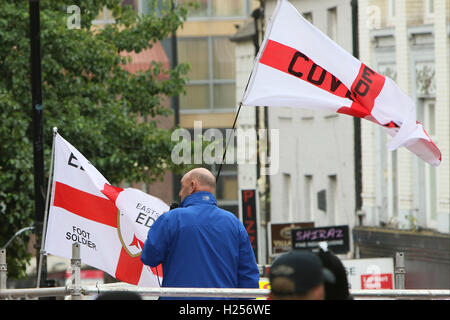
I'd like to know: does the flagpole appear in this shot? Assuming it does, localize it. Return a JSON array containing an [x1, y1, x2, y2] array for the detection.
[[351, 0, 362, 213], [36, 127, 58, 288], [215, 102, 243, 184], [218, 2, 270, 186], [216, 3, 268, 185]]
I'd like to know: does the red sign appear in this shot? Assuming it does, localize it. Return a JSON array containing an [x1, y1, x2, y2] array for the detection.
[[241, 189, 258, 261], [361, 273, 393, 289]]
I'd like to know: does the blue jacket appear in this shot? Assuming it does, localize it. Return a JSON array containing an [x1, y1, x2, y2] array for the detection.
[[141, 191, 260, 297]]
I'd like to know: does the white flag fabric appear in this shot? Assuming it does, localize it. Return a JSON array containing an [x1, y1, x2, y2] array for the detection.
[[44, 133, 168, 286], [242, 0, 441, 167]]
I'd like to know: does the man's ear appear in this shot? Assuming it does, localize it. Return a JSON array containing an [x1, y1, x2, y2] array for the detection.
[[190, 179, 197, 193]]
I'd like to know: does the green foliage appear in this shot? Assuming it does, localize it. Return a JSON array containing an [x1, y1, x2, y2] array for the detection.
[[0, 0, 190, 278]]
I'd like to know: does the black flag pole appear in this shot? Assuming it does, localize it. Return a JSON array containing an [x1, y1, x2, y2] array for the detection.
[[215, 102, 242, 185], [36, 128, 58, 288], [216, 3, 265, 185], [351, 0, 362, 212]]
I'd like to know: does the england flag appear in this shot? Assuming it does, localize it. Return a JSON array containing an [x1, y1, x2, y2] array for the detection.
[[44, 132, 168, 286], [242, 0, 441, 167]]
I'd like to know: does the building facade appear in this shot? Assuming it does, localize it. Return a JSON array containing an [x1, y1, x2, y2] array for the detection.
[[234, 1, 450, 288], [355, 0, 449, 289], [358, 0, 449, 234], [266, 0, 357, 243], [234, 0, 358, 264]]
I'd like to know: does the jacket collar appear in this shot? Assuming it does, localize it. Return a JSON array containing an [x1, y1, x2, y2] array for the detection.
[[180, 191, 217, 208]]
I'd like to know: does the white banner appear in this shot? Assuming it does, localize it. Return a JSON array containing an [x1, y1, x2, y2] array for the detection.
[[341, 258, 394, 290], [242, 0, 441, 167], [44, 133, 168, 286]]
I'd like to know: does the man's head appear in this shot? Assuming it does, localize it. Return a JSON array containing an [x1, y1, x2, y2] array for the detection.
[[269, 250, 335, 300], [178, 168, 216, 202]]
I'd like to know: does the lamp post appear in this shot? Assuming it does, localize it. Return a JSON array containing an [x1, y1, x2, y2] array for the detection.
[[29, 0, 46, 288]]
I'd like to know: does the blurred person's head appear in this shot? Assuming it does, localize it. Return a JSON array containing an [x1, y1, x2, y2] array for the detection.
[[269, 250, 335, 300], [316, 246, 353, 300]]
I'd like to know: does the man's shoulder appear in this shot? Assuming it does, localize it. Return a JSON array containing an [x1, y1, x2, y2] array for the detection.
[[214, 207, 243, 226], [162, 206, 199, 219], [216, 207, 238, 218], [165, 205, 241, 225], [162, 207, 184, 218]]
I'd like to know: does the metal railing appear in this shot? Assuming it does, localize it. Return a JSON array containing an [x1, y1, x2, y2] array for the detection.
[[1, 244, 449, 300], [1, 284, 449, 300]]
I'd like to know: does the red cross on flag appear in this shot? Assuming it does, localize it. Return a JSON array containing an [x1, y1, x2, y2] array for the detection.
[[44, 133, 168, 286], [242, 0, 441, 167]]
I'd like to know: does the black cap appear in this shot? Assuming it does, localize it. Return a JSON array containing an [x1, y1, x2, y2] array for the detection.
[[270, 250, 335, 296]]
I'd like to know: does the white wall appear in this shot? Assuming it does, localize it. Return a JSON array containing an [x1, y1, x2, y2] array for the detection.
[[359, 0, 450, 234]]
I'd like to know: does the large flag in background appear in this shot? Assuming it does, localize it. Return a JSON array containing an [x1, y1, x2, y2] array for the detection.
[[242, 0, 441, 167], [44, 133, 168, 286]]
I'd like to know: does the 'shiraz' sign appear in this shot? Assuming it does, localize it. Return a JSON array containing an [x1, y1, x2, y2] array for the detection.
[[291, 225, 350, 254]]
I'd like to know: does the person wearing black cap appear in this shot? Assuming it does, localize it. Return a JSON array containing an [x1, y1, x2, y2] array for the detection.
[[316, 245, 353, 300], [269, 250, 335, 300]]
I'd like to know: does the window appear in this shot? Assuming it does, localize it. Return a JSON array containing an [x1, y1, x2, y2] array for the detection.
[[377, 127, 398, 224], [428, 165, 437, 222], [388, 0, 396, 19], [426, 0, 435, 15], [303, 11, 313, 24], [424, 102, 436, 136], [389, 150, 398, 219], [178, 37, 236, 111], [417, 99, 438, 227], [207, 164, 238, 217], [283, 173, 292, 221], [327, 7, 337, 41], [186, 128, 239, 216], [327, 175, 337, 224], [424, 101, 437, 224], [92, 6, 116, 24], [304, 175, 314, 221], [178, 0, 249, 18]]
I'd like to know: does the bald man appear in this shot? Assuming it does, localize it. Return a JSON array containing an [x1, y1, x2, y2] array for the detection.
[[141, 168, 260, 299]]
